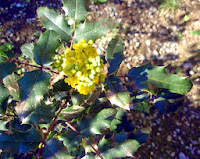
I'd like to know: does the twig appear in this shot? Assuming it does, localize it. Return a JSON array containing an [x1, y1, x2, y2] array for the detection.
[[65, 121, 104, 159], [10, 58, 68, 78], [35, 98, 70, 159]]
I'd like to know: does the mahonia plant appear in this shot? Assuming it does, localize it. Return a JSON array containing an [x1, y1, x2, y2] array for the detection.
[[0, 0, 193, 158]]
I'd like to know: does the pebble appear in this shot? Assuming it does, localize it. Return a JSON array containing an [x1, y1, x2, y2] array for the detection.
[[178, 152, 186, 159], [167, 135, 172, 142], [135, 41, 140, 48], [145, 39, 151, 46], [171, 152, 175, 157]]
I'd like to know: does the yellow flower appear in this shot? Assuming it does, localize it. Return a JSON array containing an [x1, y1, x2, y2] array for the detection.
[[56, 39, 105, 95]]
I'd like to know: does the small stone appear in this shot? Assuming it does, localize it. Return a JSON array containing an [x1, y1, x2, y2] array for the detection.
[[145, 39, 151, 46], [171, 152, 175, 157], [135, 41, 140, 48], [167, 135, 172, 142], [178, 152, 186, 159], [194, 20, 199, 26], [175, 128, 180, 133]]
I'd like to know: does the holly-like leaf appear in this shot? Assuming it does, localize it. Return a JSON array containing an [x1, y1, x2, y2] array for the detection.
[[20, 43, 34, 59], [37, 7, 72, 41], [74, 18, 117, 42], [128, 63, 193, 95], [58, 108, 116, 156], [16, 70, 51, 117], [23, 101, 55, 125], [105, 75, 130, 110], [52, 79, 71, 92], [0, 123, 42, 154], [0, 84, 9, 114], [0, 120, 8, 131], [101, 140, 140, 159], [62, 0, 87, 21], [21, 30, 59, 65], [84, 139, 140, 159], [3, 73, 21, 100], [42, 138, 72, 159], [106, 38, 124, 74], [0, 61, 16, 81]]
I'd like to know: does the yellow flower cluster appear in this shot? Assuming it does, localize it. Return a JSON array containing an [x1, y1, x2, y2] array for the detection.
[[60, 39, 105, 95]]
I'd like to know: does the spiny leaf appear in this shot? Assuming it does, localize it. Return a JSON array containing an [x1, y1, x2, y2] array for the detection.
[[23, 101, 55, 125], [62, 0, 87, 21], [106, 38, 124, 74], [20, 43, 34, 59], [0, 120, 8, 131], [37, 7, 72, 41], [0, 61, 16, 81], [84, 139, 140, 159], [74, 18, 117, 42], [16, 70, 51, 118], [52, 79, 71, 92], [105, 75, 130, 110], [0, 84, 9, 114], [3, 73, 21, 101], [21, 30, 59, 65], [128, 63, 193, 95], [58, 108, 116, 156], [100, 139, 140, 159], [0, 123, 42, 154], [42, 138, 72, 159]]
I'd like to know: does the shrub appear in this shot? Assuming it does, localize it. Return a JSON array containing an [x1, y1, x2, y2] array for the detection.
[[0, 0, 192, 158]]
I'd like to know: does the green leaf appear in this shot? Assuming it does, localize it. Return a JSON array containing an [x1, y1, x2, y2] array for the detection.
[[21, 30, 59, 65], [106, 38, 124, 74], [104, 75, 130, 110], [42, 138, 72, 159], [87, 108, 116, 135], [71, 91, 86, 105], [110, 108, 126, 131], [100, 140, 140, 159], [58, 105, 86, 121], [84, 139, 140, 159], [0, 61, 16, 81], [0, 42, 14, 52], [0, 84, 9, 114], [128, 63, 193, 95], [191, 30, 200, 36], [74, 18, 117, 42], [37, 7, 72, 41], [0, 120, 9, 131], [0, 42, 15, 60], [58, 108, 116, 156], [23, 101, 55, 125], [17, 70, 51, 117], [20, 43, 34, 59], [98, 0, 108, 3], [0, 123, 42, 154], [52, 79, 71, 92], [62, 0, 87, 21], [3, 73, 21, 100], [0, 50, 8, 59]]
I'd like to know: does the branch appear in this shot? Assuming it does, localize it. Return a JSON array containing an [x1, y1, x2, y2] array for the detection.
[[35, 97, 70, 159], [10, 58, 68, 78], [65, 121, 104, 159]]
